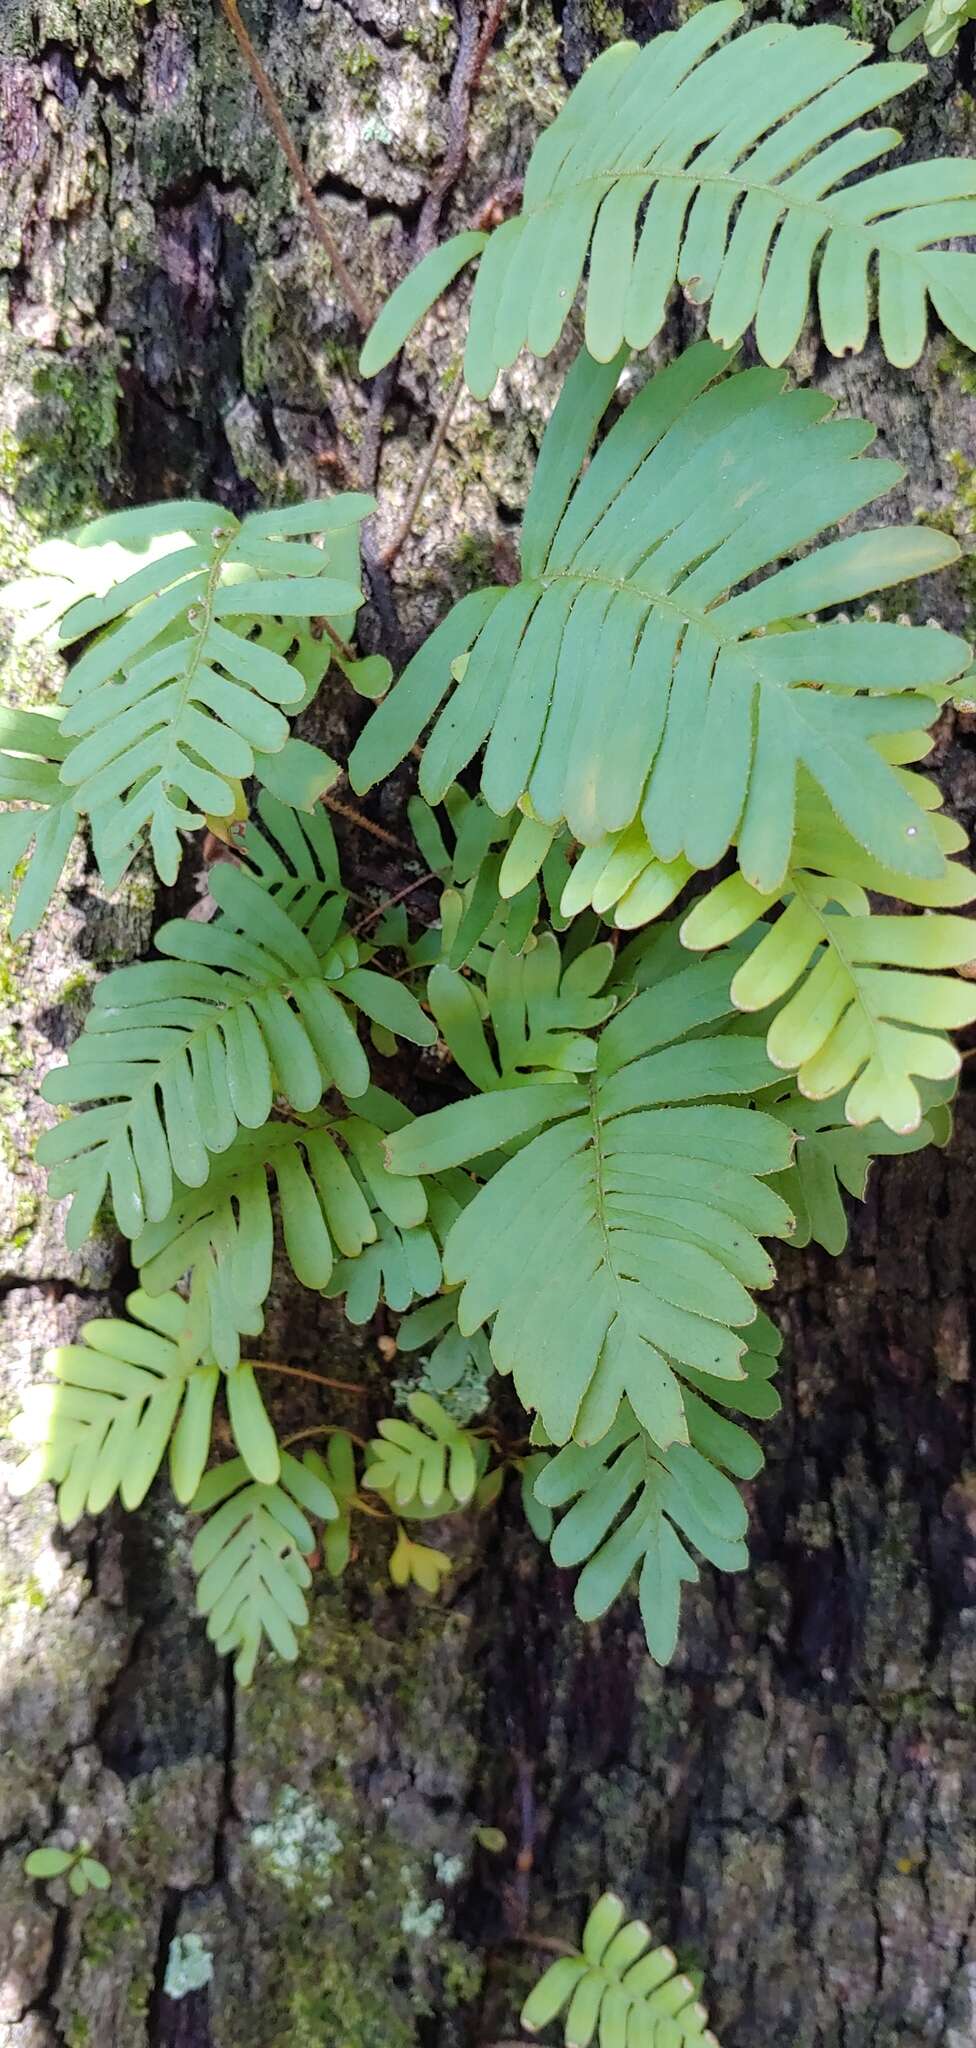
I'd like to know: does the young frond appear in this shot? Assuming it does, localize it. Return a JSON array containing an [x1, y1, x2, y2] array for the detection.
[[890, 0, 976, 58], [427, 932, 616, 1090], [190, 1451, 339, 1686], [532, 1331, 777, 1664], [0, 706, 94, 938], [396, 1292, 494, 1399], [360, 0, 976, 393], [8, 1289, 217, 1523], [36, 857, 435, 1250], [386, 947, 796, 1449], [520, 1890, 720, 2046], [1, 494, 373, 884], [398, 783, 569, 970], [363, 1390, 487, 1512], [133, 1110, 429, 1370], [350, 344, 969, 892]]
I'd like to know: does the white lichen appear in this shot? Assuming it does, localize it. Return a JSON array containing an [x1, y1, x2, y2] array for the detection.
[[163, 1932, 214, 2000], [250, 1786, 342, 1908]]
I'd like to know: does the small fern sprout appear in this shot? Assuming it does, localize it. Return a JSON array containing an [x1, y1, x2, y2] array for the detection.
[[520, 1893, 719, 2047]]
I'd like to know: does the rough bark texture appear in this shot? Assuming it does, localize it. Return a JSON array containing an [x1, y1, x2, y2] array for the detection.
[[1, 3, 976, 2046]]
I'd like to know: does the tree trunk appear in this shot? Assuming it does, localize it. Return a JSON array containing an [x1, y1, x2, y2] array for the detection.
[[1, 4, 975, 2046]]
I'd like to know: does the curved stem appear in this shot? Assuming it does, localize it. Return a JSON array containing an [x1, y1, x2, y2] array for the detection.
[[254, 1361, 368, 1395]]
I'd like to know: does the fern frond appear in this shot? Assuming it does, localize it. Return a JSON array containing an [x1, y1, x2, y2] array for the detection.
[[890, 0, 976, 57], [386, 947, 795, 1448], [428, 931, 616, 1090], [362, 1, 976, 392], [133, 1111, 429, 1370], [532, 1329, 777, 1664], [36, 860, 435, 1250], [2, 495, 372, 883], [396, 1293, 494, 1398], [351, 344, 968, 890], [520, 1889, 720, 2045], [364, 1391, 486, 1511], [9, 1289, 217, 1522], [761, 1078, 954, 1254], [399, 783, 569, 970], [680, 768, 976, 1131], [190, 1450, 339, 1686], [0, 706, 91, 938]]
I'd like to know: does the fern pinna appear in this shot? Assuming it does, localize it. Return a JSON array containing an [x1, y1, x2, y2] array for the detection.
[[3, 2, 975, 1689]]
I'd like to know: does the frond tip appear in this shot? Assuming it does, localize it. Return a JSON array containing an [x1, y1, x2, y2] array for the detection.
[[361, 0, 976, 391], [521, 1891, 720, 2046]]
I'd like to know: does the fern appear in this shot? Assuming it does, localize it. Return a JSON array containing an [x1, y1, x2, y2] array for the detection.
[[387, 946, 795, 1448], [364, 1389, 486, 1510], [361, 0, 976, 391], [890, 0, 976, 57], [190, 1450, 339, 1685], [761, 1079, 953, 1255], [7, 1289, 283, 1522], [521, 1891, 719, 2047], [427, 931, 617, 1089], [532, 1325, 777, 1662], [350, 342, 968, 891], [1, 494, 373, 885], [398, 782, 571, 969], [36, 855, 435, 1249]]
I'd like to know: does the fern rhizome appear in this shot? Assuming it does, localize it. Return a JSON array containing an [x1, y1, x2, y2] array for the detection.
[[4, 3, 976, 1708]]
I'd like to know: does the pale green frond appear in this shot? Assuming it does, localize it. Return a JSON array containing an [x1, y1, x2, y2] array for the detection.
[[8, 1288, 217, 1522], [760, 1077, 955, 1254], [132, 1111, 428, 1370], [428, 931, 617, 1089], [889, 0, 976, 58], [190, 1450, 338, 1686], [521, 1889, 720, 2045], [350, 345, 969, 891], [0, 705, 86, 937], [36, 850, 435, 1252], [3, 495, 371, 884], [388, 946, 795, 1449], [532, 1329, 778, 1662], [363, 1391, 488, 1513], [377, 3, 976, 391]]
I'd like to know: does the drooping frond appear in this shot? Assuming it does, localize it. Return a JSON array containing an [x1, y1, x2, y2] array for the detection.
[[521, 1890, 721, 2046], [359, 2, 976, 392], [133, 1110, 429, 1370], [386, 948, 795, 1448], [1, 495, 373, 882], [532, 1327, 779, 1665], [37, 858, 435, 1249], [9, 1290, 217, 1523], [190, 1451, 339, 1686], [351, 344, 968, 891]]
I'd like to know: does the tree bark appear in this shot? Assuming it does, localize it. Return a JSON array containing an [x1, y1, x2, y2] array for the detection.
[[1, 4, 975, 2046]]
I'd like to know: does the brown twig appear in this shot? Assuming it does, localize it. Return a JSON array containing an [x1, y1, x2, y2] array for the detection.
[[317, 614, 357, 663], [217, 0, 373, 329], [282, 1423, 368, 1450], [511, 1933, 578, 1958], [352, 871, 439, 934], [254, 1361, 368, 1395], [323, 790, 416, 856], [415, 0, 507, 259], [380, 377, 463, 570]]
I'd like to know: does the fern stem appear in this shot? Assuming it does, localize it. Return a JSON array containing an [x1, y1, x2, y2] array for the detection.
[[253, 1362, 368, 1395], [317, 615, 357, 663], [352, 871, 437, 934], [217, 0, 373, 330], [281, 1423, 368, 1450], [380, 379, 462, 570], [323, 791, 416, 856]]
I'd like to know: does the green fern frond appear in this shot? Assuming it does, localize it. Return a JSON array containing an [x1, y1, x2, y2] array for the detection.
[[761, 1078, 955, 1255], [132, 1111, 429, 1370], [399, 783, 568, 969], [890, 0, 976, 58], [1, 495, 372, 884], [351, 344, 969, 890], [520, 1890, 720, 2046], [396, 1293, 494, 1398], [9, 1289, 217, 1522], [190, 1450, 339, 1686], [364, 1390, 486, 1511], [0, 705, 89, 938], [532, 1326, 777, 1663], [386, 947, 795, 1448], [36, 859, 435, 1250], [362, 1, 976, 392], [428, 931, 616, 1090]]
